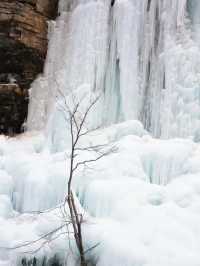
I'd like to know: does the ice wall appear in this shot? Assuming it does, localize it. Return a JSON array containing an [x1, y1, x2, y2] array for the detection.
[[10, 1, 200, 264], [27, 0, 200, 141]]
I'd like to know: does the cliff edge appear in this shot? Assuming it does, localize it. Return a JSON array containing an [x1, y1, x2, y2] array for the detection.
[[0, 0, 58, 134]]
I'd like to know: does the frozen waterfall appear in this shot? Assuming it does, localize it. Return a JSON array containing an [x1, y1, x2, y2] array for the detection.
[[1, 1, 200, 266], [27, 0, 200, 141]]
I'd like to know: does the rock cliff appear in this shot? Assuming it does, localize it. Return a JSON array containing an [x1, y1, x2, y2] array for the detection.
[[0, 0, 58, 134]]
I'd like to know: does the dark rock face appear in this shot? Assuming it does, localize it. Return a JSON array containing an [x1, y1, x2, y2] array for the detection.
[[0, 84, 27, 135], [0, 0, 58, 134]]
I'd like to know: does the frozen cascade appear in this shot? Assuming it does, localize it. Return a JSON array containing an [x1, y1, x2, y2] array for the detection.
[[2, 122, 200, 266], [1, 0, 200, 266], [27, 0, 110, 133], [27, 0, 200, 141]]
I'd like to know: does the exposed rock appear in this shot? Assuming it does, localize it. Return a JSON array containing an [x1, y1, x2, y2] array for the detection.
[[0, 0, 58, 134], [0, 84, 27, 135]]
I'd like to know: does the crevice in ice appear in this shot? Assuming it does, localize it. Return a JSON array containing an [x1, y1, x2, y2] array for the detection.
[[147, 0, 151, 12], [140, 139, 194, 185], [19, 255, 63, 266]]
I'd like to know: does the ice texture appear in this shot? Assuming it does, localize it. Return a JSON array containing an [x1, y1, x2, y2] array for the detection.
[[28, 0, 200, 139], [1, 0, 200, 266], [0, 122, 200, 265]]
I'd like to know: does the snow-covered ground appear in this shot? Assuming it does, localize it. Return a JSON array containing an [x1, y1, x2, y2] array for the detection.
[[0, 120, 200, 265]]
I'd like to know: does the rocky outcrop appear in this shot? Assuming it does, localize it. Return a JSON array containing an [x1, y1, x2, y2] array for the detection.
[[0, 0, 58, 134]]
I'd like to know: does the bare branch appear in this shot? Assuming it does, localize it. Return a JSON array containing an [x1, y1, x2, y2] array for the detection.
[[72, 147, 115, 172], [83, 242, 100, 255], [78, 125, 101, 138], [75, 143, 112, 152], [54, 88, 114, 266], [0, 224, 67, 251], [73, 95, 100, 146], [21, 231, 74, 255]]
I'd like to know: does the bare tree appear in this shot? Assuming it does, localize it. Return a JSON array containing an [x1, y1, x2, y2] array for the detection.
[[0, 90, 115, 266], [56, 90, 116, 266]]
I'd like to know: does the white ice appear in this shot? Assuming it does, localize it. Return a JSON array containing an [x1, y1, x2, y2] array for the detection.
[[2, 0, 200, 265], [0, 120, 200, 265]]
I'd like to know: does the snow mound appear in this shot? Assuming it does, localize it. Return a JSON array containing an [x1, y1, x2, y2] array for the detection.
[[0, 121, 200, 265]]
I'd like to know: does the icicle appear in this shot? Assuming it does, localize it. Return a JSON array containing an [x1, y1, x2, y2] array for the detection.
[[27, 0, 200, 144]]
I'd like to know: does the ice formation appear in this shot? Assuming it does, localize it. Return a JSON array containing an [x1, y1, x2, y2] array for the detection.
[[27, 0, 200, 140], [1, 123, 200, 266], [1, 0, 200, 266]]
